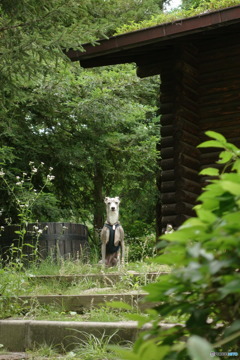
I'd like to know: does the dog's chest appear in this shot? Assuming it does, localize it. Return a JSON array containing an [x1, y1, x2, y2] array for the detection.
[[104, 223, 121, 254]]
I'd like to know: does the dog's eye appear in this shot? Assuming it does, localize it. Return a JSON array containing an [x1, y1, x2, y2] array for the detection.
[[108, 202, 111, 204]]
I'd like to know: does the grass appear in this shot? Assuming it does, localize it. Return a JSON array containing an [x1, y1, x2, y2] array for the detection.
[[0, 257, 169, 320], [26, 257, 170, 276]]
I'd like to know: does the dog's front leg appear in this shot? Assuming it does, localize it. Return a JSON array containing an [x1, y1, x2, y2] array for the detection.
[[100, 226, 109, 267], [121, 240, 125, 266], [101, 243, 106, 267]]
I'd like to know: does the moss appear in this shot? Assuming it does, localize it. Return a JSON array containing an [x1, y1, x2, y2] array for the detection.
[[114, 0, 240, 35]]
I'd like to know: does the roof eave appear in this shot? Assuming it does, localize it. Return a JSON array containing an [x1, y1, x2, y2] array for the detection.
[[65, 5, 240, 67]]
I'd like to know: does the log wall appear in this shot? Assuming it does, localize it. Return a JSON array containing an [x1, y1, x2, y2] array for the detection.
[[158, 45, 201, 232], [139, 28, 240, 234], [198, 32, 240, 174]]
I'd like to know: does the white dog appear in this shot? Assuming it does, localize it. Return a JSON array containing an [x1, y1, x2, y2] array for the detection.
[[101, 196, 124, 267]]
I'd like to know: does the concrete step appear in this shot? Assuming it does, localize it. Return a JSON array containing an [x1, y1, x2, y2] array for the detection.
[[14, 292, 151, 312], [0, 319, 176, 352], [28, 271, 168, 284]]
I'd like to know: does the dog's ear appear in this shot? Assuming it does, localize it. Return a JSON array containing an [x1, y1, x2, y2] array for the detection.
[[115, 196, 120, 203], [104, 197, 109, 203]]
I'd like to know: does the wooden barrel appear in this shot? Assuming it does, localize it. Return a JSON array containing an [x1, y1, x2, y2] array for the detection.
[[0, 222, 89, 261]]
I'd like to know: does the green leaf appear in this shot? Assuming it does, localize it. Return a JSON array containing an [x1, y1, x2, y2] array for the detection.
[[197, 140, 224, 149], [205, 131, 227, 143], [187, 336, 218, 360], [199, 167, 219, 176], [217, 151, 232, 164], [195, 208, 217, 223], [232, 159, 240, 172], [219, 279, 240, 299], [220, 181, 240, 195], [224, 320, 240, 338], [116, 348, 140, 360], [138, 341, 170, 360]]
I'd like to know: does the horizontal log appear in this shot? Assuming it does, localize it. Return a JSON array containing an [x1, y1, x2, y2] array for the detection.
[[203, 127, 240, 141], [199, 36, 240, 59], [177, 141, 200, 158], [177, 153, 200, 170], [178, 72, 199, 90], [162, 202, 195, 216], [161, 147, 174, 159], [200, 100, 240, 117], [160, 94, 175, 104], [175, 129, 200, 147], [180, 62, 198, 78], [161, 125, 173, 137], [161, 154, 200, 171], [176, 85, 199, 103], [161, 158, 174, 170], [177, 106, 199, 125], [162, 166, 199, 182], [176, 93, 199, 114], [160, 103, 176, 115], [201, 61, 240, 81], [161, 189, 199, 205], [200, 116, 240, 129], [161, 181, 175, 192], [161, 192, 176, 203], [161, 136, 174, 148], [176, 189, 199, 204], [161, 177, 201, 193], [201, 91, 240, 108], [200, 150, 219, 159], [200, 79, 240, 97], [160, 114, 174, 126], [175, 118, 200, 135], [200, 53, 240, 74], [161, 170, 175, 182]]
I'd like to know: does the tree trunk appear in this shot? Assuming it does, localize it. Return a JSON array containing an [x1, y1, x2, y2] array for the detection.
[[93, 165, 104, 241]]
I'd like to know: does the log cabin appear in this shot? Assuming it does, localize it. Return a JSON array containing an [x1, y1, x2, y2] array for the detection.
[[66, 5, 240, 235]]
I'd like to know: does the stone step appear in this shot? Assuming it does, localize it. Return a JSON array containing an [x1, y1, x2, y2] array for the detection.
[[0, 319, 176, 352], [28, 271, 168, 284], [14, 292, 151, 312]]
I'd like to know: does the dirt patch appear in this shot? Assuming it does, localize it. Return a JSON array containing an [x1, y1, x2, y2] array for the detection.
[[0, 353, 28, 360]]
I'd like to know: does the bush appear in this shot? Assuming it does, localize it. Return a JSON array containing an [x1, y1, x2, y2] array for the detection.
[[126, 233, 156, 263], [122, 131, 240, 359]]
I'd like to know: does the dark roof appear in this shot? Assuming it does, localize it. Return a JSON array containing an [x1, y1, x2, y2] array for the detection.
[[66, 5, 240, 69]]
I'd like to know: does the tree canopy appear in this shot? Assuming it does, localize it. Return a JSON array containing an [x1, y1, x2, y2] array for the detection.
[[0, 0, 165, 244]]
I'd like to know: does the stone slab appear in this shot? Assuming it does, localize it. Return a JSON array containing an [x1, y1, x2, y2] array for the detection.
[[14, 292, 150, 311], [0, 320, 177, 352], [0, 320, 139, 352]]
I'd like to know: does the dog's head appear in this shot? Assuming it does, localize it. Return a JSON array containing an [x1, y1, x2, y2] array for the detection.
[[104, 196, 120, 212]]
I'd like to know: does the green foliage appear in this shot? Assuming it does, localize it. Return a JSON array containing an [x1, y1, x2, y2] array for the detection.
[[123, 131, 240, 359], [0, 0, 161, 238], [127, 233, 156, 263], [115, 0, 240, 34]]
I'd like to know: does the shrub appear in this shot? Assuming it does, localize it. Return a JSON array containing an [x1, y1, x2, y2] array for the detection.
[[122, 131, 240, 359]]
